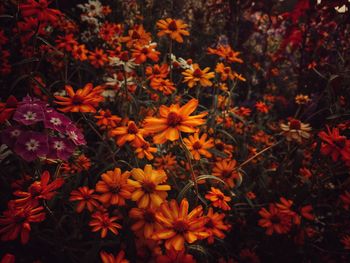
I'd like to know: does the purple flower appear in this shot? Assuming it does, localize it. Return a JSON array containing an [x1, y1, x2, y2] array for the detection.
[[1, 126, 23, 148], [13, 103, 44, 125], [44, 110, 71, 133], [66, 123, 86, 146], [14, 131, 48, 161], [47, 136, 75, 161]]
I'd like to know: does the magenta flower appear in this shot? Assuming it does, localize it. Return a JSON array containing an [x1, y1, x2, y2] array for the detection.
[[1, 126, 23, 148], [48, 136, 75, 161], [14, 131, 48, 161], [44, 109, 71, 133], [66, 123, 86, 146], [13, 103, 44, 126]]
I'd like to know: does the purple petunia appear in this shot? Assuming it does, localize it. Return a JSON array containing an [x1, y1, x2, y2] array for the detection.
[[47, 136, 75, 161], [14, 131, 49, 162], [66, 123, 86, 146], [44, 109, 72, 133]]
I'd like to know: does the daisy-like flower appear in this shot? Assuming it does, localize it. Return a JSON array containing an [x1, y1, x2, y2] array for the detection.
[[150, 78, 176, 95], [89, 211, 122, 238], [295, 94, 311, 105], [207, 45, 243, 64], [109, 52, 137, 73], [152, 198, 209, 251], [0, 203, 46, 244], [154, 153, 177, 171], [215, 63, 235, 81], [96, 168, 134, 206], [205, 187, 231, 211], [100, 250, 129, 263], [258, 204, 292, 235], [0, 95, 17, 123], [183, 133, 214, 160], [14, 131, 48, 162], [255, 101, 269, 113], [20, 0, 62, 24], [128, 164, 170, 208], [144, 99, 207, 144], [280, 118, 312, 143], [133, 140, 158, 161], [54, 84, 104, 113], [95, 109, 122, 130], [13, 171, 64, 207], [204, 207, 231, 244], [110, 121, 146, 147], [212, 159, 240, 188], [88, 48, 108, 68], [156, 18, 189, 43], [72, 44, 89, 61], [146, 64, 169, 80], [120, 24, 151, 48], [70, 186, 100, 213], [13, 102, 44, 126], [129, 207, 160, 239], [182, 64, 215, 88], [132, 43, 160, 64], [318, 126, 350, 162]]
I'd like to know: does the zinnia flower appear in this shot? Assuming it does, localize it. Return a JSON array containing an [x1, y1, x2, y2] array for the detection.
[[96, 168, 134, 206], [258, 204, 292, 235], [156, 18, 190, 43], [100, 250, 129, 263], [205, 187, 231, 211], [204, 207, 230, 244], [152, 199, 209, 251], [144, 99, 207, 144], [182, 64, 215, 88], [280, 119, 312, 143], [129, 207, 160, 239], [70, 186, 100, 213], [89, 211, 122, 238], [183, 133, 214, 160], [128, 164, 170, 208]]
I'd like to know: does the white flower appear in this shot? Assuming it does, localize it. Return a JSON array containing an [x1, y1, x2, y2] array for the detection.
[[25, 139, 40, 151], [109, 57, 137, 73]]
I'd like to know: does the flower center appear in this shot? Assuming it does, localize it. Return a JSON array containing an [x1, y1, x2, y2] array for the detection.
[[167, 112, 182, 127], [192, 141, 202, 150], [221, 169, 232, 178], [193, 68, 202, 78], [53, 141, 65, 150], [127, 122, 139, 134], [270, 215, 281, 224], [142, 181, 155, 193], [173, 220, 188, 233], [334, 137, 346, 148], [289, 119, 301, 130], [25, 139, 39, 151], [24, 111, 37, 121], [50, 117, 62, 125], [168, 20, 178, 31], [72, 95, 84, 105]]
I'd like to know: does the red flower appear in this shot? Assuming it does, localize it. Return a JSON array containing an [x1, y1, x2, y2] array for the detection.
[[0, 203, 46, 244], [0, 96, 17, 123], [20, 0, 62, 24], [13, 171, 64, 207], [258, 204, 292, 235], [319, 126, 350, 162]]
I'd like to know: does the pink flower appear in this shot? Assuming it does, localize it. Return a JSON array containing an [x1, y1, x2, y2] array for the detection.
[[14, 131, 48, 161], [66, 123, 86, 146], [48, 137, 75, 161], [1, 127, 23, 148], [13, 103, 44, 126], [44, 109, 71, 133]]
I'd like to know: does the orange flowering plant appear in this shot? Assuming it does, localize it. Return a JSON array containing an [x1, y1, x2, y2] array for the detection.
[[1, 0, 350, 262]]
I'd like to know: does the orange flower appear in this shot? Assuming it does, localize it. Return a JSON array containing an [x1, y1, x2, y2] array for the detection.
[[156, 18, 189, 43], [89, 211, 122, 238], [133, 140, 158, 160], [69, 186, 99, 213], [212, 159, 240, 188], [204, 207, 230, 244], [205, 187, 231, 211], [150, 78, 176, 95], [128, 164, 170, 208], [258, 204, 292, 235], [183, 133, 214, 160], [95, 168, 134, 206], [120, 24, 151, 48], [156, 249, 196, 263], [100, 250, 129, 263], [144, 99, 207, 144], [60, 154, 91, 174], [88, 48, 108, 68], [153, 199, 209, 251], [208, 45, 243, 64], [146, 64, 169, 79], [110, 121, 146, 146], [215, 63, 235, 81], [182, 64, 215, 88], [54, 83, 104, 113], [154, 153, 177, 171], [255, 101, 269, 114], [72, 44, 88, 61], [132, 43, 160, 64], [129, 207, 160, 239], [95, 109, 122, 130]]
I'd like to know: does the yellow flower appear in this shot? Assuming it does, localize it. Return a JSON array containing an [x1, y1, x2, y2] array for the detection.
[[128, 164, 170, 208], [183, 133, 214, 160], [156, 18, 190, 43], [182, 64, 215, 88]]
